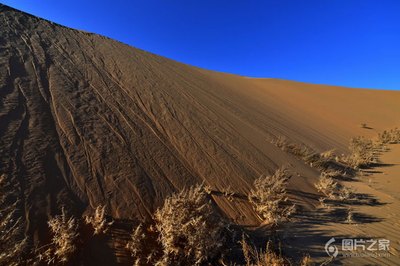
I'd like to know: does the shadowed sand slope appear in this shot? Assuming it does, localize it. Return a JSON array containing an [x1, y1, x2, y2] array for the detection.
[[283, 144, 400, 265], [1, 3, 400, 257]]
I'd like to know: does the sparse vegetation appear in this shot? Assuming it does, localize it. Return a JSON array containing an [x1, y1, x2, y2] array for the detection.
[[338, 186, 354, 201], [272, 136, 352, 176], [4, 127, 399, 265], [84, 205, 113, 235], [315, 171, 354, 201], [154, 184, 226, 265], [240, 237, 287, 266], [0, 174, 26, 266], [346, 208, 355, 224], [249, 168, 296, 225], [320, 149, 335, 160], [342, 136, 376, 168], [300, 254, 311, 266], [204, 184, 213, 195], [39, 208, 79, 264], [272, 136, 312, 159], [223, 185, 235, 202], [126, 223, 147, 265], [378, 128, 400, 144], [315, 172, 339, 200]]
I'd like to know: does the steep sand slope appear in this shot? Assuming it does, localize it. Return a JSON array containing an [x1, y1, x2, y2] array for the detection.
[[1, 4, 400, 264]]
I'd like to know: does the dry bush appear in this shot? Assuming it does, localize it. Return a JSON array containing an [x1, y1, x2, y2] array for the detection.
[[38, 208, 79, 264], [240, 237, 287, 266], [223, 185, 235, 202], [300, 254, 311, 266], [272, 136, 324, 168], [378, 128, 400, 144], [346, 208, 355, 224], [360, 123, 368, 129], [249, 168, 296, 225], [154, 184, 226, 265], [0, 174, 27, 266], [126, 223, 146, 265], [84, 205, 113, 235], [338, 186, 354, 201], [342, 136, 376, 168], [204, 184, 213, 195], [322, 168, 344, 179], [315, 172, 354, 201], [320, 149, 335, 160], [272, 137, 350, 175], [126, 223, 161, 265], [315, 172, 339, 200], [272, 136, 313, 159]]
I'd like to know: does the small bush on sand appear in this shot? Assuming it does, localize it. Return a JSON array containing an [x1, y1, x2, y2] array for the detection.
[[249, 168, 296, 225], [240, 237, 311, 266], [126, 223, 161, 265], [343, 136, 375, 168], [320, 149, 335, 160], [346, 208, 355, 224], [84, 205, 113, 235], [240, 237, 287, 266], [322, 168, 344, 179], [300, 254, 311, 266], [223, 185, 235, 202], [154, 184, 226, 265], [273, 136, 312, 159], [272, 137, 352, 176], [315, 172, 354, 201], [338, 186, 354, 201], [378, 128, 400, 144], [126, 223, 147, 266], [39, 208, 79, 264], [315, 172, 339, 200]]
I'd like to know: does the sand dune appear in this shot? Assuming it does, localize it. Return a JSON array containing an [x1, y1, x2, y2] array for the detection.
[[1, 3, 400, 265]]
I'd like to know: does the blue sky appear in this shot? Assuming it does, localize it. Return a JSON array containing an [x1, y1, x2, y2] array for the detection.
[[2, 0, 400, 90]]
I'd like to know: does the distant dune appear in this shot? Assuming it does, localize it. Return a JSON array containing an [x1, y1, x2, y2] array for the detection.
[[1, 4, 399, 265]]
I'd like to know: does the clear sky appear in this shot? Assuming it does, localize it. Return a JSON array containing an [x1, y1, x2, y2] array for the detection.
[[2, 0, 400, 90]]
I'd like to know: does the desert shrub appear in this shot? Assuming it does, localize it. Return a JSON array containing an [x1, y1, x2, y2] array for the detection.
[[248, 168, 296, 225], [342, 136, 375, 168], [126, 223, 161, 266], [0, 174, 27, 266], [126, 223, 147, 266], [272, 137, 351, 175], [223, 185, 235, 202], [378, 128, 400, 144], [240, 237, 287, 266], [272, 136, 313, 159], [346, 208, 355, 224], [337, 186, 354, 201], [315, 172, 339, 200], [360, 123, 368, 129], [39, 208, 79, 264], [300, 254, 311, 266], [320, 149, 335, 160], [154, 184, 226, 265], [84, 205, 113, 235], [321, 168, 344, 179], [315, 172, 354, 201], [203, 184, 213, 195]]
